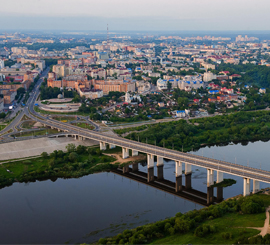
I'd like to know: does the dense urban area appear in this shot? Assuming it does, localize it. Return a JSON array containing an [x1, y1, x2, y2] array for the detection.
[[1, 31, 270, 244]]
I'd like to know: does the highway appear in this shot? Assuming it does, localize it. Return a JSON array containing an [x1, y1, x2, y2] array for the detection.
[[4, 66, 270, 185]]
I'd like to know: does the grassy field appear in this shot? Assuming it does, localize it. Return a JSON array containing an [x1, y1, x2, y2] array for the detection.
[[34, 106, 89, 116], [13, 128, 59, 137], [97, 193, 270, 245], [20, 121, 37, 129], [151, 212, 265, 244], [0, 124, 7, 131], [72, 122, 94, 130], [52, 116, 76, 122], [0, 145, 117, 189]]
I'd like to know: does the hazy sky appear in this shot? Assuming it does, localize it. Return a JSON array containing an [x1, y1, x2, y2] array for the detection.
[[1, 0, 270, 31]]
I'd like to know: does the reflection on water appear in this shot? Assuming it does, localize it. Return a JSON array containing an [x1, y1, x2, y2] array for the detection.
[[0, 140, 270, 243], [0, 171, 200, 244]]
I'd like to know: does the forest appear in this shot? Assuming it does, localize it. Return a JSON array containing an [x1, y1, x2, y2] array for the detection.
[[214, 63, 270, 88], [118, 110, 270, 152]]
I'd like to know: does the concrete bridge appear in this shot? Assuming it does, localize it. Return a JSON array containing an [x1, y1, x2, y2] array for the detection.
[[24, 68, 268, 205], [44, 125, 270, 204]]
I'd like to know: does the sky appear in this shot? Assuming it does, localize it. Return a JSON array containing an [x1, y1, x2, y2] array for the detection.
[[1, 0, 270, 31]]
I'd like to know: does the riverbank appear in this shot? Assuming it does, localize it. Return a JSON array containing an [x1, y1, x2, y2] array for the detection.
[[0, 137, 97, 160], [115, 110, 270, 152], [0, 144, 147, 190], [97, 193, 270, 245]]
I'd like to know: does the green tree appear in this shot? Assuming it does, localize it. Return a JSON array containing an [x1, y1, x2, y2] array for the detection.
[[41, 152, 48, 158], [66, 143, 76, 153], [69, 152, 79, 162]]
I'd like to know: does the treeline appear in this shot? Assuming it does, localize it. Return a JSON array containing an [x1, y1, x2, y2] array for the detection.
[[114, 125, 148, 135], [44, 59, 58, 67], [98, 195, 265, 244], [39, 86, 76, 100], [126, 110, 270, 151], [0, 144, 116, 189], [215, 63, 270, 88]]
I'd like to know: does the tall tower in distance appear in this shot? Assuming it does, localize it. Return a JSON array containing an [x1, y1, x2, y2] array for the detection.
[[107, 24, 109, 44]]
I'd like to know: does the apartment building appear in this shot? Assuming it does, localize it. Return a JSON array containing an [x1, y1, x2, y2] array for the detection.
[[93, 79, 135, 94], [77, 87, 103, 99], [0, 98, 4, 111], [178, 75, 205, 90], [3, 91, 17, 104]]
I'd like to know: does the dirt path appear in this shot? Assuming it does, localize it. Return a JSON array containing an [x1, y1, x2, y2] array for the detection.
[[103, 153, 146, 164], [241, 206, 270, 238], [260, 206, 270, 237]]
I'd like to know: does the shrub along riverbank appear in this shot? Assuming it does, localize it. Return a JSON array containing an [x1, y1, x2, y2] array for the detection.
[[116, 110, 270, 152], [0, 144, 118, 189], [97, 194, 270, 244]]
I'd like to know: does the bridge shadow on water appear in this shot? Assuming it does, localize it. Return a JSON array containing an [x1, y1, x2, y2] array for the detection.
[[111, 165, 223, 206]]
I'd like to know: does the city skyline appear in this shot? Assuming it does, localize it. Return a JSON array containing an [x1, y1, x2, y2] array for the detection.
[[1, 0, 270, 31]]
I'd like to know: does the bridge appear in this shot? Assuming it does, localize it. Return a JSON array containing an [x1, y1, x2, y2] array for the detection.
[[16, 69, 270, 205]]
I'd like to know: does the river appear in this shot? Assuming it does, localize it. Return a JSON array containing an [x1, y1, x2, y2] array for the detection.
[[0, 140, 270, 244]]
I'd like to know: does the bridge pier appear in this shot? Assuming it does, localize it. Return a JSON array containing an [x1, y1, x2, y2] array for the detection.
[[147, 154, 154, 168], [157, 156, 164, 180], [100, 142, 106, 151], [175, 161, 183, 192], [253, 180, 260, 194], [123, 165, 129, 174], [207, 186, 214, 205], [207, 169, 214, 186], [216, 171, 224, 202], [132, 163, 139, 172], [122, 147, 129, 159], [147, 154, 154, 182], [148, 167, 154, 182], [217, 187, 223, 202], [157, 156, 163, 166], [185, 163, 192, 189], [109, 144, 116, 149], [132, 150, 138, 156], [157, 165, 164, 180], [185, 173, 192, 189], [243, 178, 250, 197], [185, 163, 192, 174], [217, 171, 223, 183]]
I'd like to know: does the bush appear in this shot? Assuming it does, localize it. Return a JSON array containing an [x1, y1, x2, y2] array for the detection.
[[194, 224, 216, 237], [69, 152, 79, 162], [221, 232, 232, 240], [41, 152, 48, 158], [66, 143, 76, 153], [76, 145, 86, 154], [174, 217, 193, 233], [23, 160, 32, 165], [240, 196, 264, 214], [98, 238, 107, 244]]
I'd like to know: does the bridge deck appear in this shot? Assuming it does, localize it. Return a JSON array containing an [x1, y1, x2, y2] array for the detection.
[[28, 111, 270, 184]]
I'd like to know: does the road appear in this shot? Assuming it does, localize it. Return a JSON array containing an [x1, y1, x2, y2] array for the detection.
[[3, 66, 270, 185], [25, 78, 270, 184], [0, 67, 50, 136]]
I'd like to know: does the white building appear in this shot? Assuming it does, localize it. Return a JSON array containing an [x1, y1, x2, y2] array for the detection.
[[259, 88, 266, 94], [0, 59, 4, 69], [203, 72, 217, 82], [78, 88, 103, 99], [0, 98, 4, 111], [157, 79, 167, 90], [178, 75, 204, 90], [175, 109, 190, 118], [157, 78, 178, 90], [125, 92, 141, 103]]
